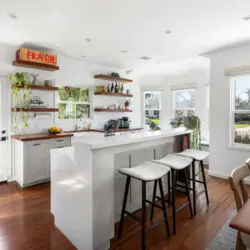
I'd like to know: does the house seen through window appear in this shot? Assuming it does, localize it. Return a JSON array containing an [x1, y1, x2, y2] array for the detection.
[[144, 91, 161, 125], [173, 89, 195, 121], [232, 75, 250, 145]]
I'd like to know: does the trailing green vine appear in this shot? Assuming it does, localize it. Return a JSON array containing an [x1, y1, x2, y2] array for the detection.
[[186, 115, 201, 150], [9, 72, 32, 132]]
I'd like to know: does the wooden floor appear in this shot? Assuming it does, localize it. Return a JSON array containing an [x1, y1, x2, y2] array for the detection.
[[0, 172, 236, 250]]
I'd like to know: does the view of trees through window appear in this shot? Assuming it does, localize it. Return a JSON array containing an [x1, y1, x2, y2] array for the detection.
[[144, 92, 161, 125], [233, 76, 250, 144], [174, 89, 195, 121]]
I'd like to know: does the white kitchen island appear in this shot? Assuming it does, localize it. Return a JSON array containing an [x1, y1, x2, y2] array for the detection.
[[50, 128, 192, 250]]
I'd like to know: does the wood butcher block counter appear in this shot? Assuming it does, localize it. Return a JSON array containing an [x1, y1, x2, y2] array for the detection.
[[12, 133, 74, 141]]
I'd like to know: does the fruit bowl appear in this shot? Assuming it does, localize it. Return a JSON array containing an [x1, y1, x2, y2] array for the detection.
[[48, 126, 62, 134]]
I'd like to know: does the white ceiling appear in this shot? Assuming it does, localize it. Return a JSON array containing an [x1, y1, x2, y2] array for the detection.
[[1, 0, 250, 70]]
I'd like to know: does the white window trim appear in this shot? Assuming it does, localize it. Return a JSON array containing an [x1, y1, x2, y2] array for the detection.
[[142, 91, 162, 126], [172, 88, 196, 117], [228, 77, 250, 151]]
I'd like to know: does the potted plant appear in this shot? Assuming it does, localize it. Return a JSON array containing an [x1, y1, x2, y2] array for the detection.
[[124, 100, 130, 110]]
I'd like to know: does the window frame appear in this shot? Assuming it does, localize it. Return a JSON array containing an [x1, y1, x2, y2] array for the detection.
[[143, 91, 162, 126], [229, 77, 250, 150], [172, 88, 196, 118]]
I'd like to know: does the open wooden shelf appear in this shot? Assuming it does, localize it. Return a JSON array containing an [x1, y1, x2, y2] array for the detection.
[[13, 85, 58, 91], [94, 74, 133, 83], [95, 108, 132, 112], [95, 92, 133, 97], [12, 60, 59, 71], [12, 108, 59, 112]]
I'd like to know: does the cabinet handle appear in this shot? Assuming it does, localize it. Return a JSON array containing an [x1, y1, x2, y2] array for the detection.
[[57, 146, 64, 148], [33, 143, 41, 146], [56, 139, 64, 142]]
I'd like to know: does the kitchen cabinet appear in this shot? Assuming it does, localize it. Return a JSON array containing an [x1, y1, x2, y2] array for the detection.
[[12, 137, 71, 187]]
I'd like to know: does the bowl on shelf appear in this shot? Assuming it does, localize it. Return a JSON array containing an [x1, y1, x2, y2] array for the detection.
[[48, 126, 62, 134]]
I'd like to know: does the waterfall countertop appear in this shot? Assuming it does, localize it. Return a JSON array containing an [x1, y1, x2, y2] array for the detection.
[[78, 128, 193, 149]]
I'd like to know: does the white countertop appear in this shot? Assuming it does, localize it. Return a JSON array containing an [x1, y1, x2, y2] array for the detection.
[[77, 128, 192, 150]]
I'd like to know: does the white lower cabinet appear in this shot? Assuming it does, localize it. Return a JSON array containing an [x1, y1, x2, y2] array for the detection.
[[12, 137, 71, 187]]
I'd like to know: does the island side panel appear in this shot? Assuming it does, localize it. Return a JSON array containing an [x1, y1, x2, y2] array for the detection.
[[51, 144, 93, 250], [92, 148, 116, 250]]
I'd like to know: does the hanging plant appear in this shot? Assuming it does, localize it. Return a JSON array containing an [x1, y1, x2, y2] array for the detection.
[[186, 115, 201, 150], [9, 72, 32, 132]]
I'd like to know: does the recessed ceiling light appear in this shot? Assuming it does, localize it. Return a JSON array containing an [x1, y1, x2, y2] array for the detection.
[[121, 50, 128, 54], [165, 29, 172, 34], [243, 15, 250, 21], [138, 56, 152, 61], [8, 13, 18, 20], [85, 38, 92, 43]]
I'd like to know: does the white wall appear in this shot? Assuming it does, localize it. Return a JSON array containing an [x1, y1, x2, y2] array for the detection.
[[0, 42, 141, 134], [205, 42, 250, 178]]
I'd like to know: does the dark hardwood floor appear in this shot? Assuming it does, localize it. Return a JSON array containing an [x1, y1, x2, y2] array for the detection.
[[0, 172, 236, 250]]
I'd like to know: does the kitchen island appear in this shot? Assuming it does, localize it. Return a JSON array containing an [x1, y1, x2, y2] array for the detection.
[[50, 128, 192, 250]]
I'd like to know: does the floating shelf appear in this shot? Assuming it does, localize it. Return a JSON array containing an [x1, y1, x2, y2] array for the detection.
[[12, 108, 59, 112], [94, 74, 133, 83], [94, 108, 132, 112], [95, 92, 133, 97], [13, 85, 58, 91], [12, 60, 59, 71]]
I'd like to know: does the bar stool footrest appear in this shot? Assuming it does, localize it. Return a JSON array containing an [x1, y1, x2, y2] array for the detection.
[[146, 218, 170, 234], [124, 211, 141, 222], [176, 201, 192, 213]]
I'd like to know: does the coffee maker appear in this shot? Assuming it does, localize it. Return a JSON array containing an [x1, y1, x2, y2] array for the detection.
[[118, 117, 130, 129]]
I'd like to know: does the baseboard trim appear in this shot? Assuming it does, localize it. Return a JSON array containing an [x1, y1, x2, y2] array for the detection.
[[208, 170, 228, 180]]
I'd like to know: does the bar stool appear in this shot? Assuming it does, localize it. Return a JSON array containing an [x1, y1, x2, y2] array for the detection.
[[175, 149, 209, 215], [118, 161, 171, 250], [151, 154, 193, 234]]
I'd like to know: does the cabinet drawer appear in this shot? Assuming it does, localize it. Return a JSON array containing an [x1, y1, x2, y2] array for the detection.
[[50, 137, 71, 148]]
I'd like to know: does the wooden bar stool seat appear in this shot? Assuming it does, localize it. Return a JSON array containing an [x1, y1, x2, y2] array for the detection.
[[118, 161, 171, 250]]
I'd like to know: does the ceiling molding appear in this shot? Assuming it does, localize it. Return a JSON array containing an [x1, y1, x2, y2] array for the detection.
[[224, 65, 250, 76]]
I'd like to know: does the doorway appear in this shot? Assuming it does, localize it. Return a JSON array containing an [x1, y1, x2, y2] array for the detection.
[[0, 76, 11, 182]]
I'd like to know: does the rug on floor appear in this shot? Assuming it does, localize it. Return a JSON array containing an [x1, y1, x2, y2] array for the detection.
[[206, 212, 237, 250]]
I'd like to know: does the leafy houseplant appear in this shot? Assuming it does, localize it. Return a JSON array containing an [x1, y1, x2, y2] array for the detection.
[[185, 115, 201, 150], [124, 100, 130, 110], [9, 72, 32, 131], [169, 117, 183, 128]]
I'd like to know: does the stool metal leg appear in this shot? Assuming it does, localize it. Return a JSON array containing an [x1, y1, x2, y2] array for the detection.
[[118, 176, 131, 239], [191, 161, 197, 216], [141, 181, 147, 250], [200, 160, 209, 205], [167, 172, 171, 207], [171, 169, 176, 235], [150, 180, 157, 221], [184, 167, 193, 217], [158, 178, 170, 237]]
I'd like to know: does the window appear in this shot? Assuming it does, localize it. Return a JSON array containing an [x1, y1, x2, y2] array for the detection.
[[173, 89, 195, 120], [143, 91, 161, 125], [57, 87, 90, 119], [231, 76, 250, 145]]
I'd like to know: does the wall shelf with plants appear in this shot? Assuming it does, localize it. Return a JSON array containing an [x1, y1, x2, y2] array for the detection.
[[12, 108, 58, 112], [9, 72, 58, 132]]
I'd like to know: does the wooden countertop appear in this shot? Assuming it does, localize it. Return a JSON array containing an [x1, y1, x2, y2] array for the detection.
[[229, 200, 250, 234], [12, 133, 74, 142], [11, 128, 143, 142]]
